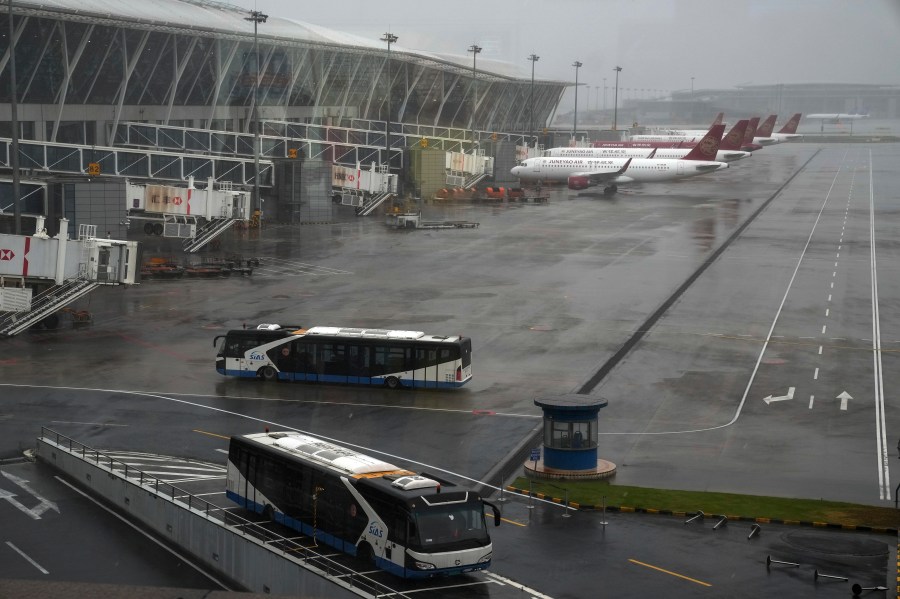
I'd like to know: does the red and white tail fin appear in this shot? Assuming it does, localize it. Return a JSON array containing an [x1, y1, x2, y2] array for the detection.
[[777, 113, 802, 134], [743, 117, 760, 145], [682, 124, 725, 161], [710, 112, 724, 126], [719, 120, 749, 151], [756, 115, 777, 137]]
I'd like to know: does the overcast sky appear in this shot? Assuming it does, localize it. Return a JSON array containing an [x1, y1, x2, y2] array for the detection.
[[237, 0, 900, 107]]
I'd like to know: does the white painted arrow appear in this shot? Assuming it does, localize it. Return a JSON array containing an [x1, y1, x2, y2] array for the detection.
[[1, 471, 60, 518], [763, 386, 795, 405], [0, 488, 43, 520], [836, 391, 852, 411]]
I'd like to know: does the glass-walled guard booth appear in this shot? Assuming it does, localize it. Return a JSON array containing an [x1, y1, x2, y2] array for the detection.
[[531, 394, 614, 478]]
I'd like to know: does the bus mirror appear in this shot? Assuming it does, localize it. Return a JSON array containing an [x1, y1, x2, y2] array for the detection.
[[483, 500, 501, 526]]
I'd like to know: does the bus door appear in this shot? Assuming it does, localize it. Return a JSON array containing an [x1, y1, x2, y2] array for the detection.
[[411, 346, 439, 389], [347, 344, 371, 385], [246, 452, 258, 511]]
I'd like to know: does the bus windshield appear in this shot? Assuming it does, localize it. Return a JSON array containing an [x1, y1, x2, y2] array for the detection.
[[412, 499, 488, 549]]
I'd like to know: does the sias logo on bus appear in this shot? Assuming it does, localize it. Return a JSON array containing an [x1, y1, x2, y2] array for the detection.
[[249, 352, 266, 361], [368, 522, 384, 538]]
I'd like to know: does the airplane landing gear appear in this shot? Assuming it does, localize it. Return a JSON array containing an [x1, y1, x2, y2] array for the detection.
[[604, 185, 618, 196]]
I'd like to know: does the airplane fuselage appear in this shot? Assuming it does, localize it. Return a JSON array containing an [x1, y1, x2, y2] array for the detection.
[[546, 147, 750, 163], [631, 133, 779, 147], [511, 156, 728, 190]]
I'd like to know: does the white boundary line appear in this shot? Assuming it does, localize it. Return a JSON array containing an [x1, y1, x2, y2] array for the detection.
[[5, 541, 49, 574], [868, 149, 890, 500], [53, 476, 233, 590]]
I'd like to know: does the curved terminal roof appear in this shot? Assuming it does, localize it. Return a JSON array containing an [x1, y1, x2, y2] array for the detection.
[[18, 0, 568, 84]]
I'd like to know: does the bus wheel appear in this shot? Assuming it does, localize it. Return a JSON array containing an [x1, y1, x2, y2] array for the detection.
[[263, 504, 276, 522], [385, 376, 402, 390], [357, 543, 375, 566], [260, 366, 278, 381]]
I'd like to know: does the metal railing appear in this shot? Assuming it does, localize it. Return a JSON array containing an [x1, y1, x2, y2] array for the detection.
[[38, 427, 410, 598]]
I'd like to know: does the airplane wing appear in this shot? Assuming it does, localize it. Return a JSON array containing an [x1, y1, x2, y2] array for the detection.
[[570, 158, 633, 186]]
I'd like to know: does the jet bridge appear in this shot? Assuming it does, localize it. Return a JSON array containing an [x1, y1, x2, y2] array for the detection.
[[0, 218, 140, 336], [125, 177, 251, 253]]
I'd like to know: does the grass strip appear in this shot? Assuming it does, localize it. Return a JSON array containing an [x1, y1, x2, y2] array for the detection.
[[510, 477, 900, 529]]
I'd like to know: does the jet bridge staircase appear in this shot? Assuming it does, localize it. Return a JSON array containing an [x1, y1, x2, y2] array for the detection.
[[182, 217, 237, 253], [355, 191, 397, 216], [0, 277, 100, 336]]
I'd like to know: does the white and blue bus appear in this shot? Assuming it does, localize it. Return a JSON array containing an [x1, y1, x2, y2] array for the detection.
[[226, 431, 499, 578], [214, 325, 472, 389]]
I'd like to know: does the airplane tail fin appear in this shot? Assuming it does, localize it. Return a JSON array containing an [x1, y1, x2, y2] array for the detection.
[[711, 112, 724, 126], [756, 114, 777, 137], [719, 120, 749, 151], [743, 117, 760, 144], [777, 113, 802, 134], [682, 124, 724, 161]]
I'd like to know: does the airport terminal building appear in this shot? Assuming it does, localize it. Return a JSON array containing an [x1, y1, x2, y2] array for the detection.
[[0, 0, 566, 144], [0, 0, 568, 231]]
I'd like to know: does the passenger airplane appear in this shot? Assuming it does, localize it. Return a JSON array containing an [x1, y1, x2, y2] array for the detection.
[[769, 113, 803, 142], [807, 113, 870, 123], [807, 112, 868, 132], [752, 115, 779, 145], [511, 125, 728, 195], [651, 112, 726, 138], [548, 120, 750, 163], [629, 113, 724, 143], [591, 119, 750, 156], [741, 117, 763, 151]]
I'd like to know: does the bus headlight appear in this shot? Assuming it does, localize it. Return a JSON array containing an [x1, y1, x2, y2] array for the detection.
[[478, 552, 492, 563], [414, 560, 436, 570]]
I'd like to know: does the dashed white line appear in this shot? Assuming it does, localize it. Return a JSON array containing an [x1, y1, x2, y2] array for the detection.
[[825, 308, 830, 317], [813, 368, 819, 380], [818, 346, 823, 355], [821, 325, 827, 334], [809, 395, 815, 409]]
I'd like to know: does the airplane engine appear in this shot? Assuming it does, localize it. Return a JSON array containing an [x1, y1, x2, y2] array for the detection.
[[567, 175, 590, 190]]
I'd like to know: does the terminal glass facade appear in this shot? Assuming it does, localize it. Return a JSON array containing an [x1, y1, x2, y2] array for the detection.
[[0, 7, 566, 145]]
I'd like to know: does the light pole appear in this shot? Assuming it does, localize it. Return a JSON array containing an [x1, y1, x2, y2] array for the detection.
[[8, 0, 21, 233], [612, 66, 622, 131], [468, 44, 482, 150], [603, 78, 607, 112], [572, 61, 582, 138], [381, 32, 397, 167], [586, 85, 591, 120], [691, 76, 695, 121], [527, 53, 539, 148], [245, 9, 267, 217]]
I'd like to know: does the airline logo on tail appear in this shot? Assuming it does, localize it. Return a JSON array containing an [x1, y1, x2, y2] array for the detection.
[[743, 117, 760, 144], [778, 113, 802, 134], [683, 124, 724, 161], [756, 115, 777, 137], [720, 120, 749, 150]]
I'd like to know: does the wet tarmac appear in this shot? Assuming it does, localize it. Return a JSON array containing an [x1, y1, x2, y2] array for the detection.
[[1, 141, 898, 595]]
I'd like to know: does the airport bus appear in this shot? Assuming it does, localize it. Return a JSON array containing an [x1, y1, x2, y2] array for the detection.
[[214, 325, 472, 389], [226, 431, 499, 578]]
